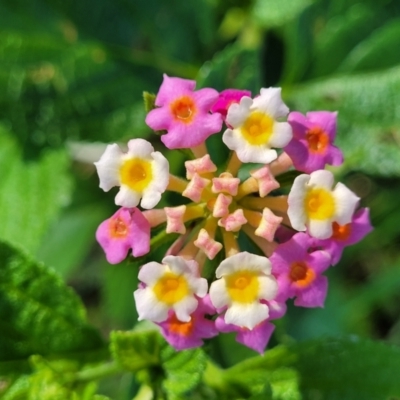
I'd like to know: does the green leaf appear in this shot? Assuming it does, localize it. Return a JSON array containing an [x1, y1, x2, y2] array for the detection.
[[110, 329, 162, 372], [0, 28, 155, 156], [0, 125, 72, 253], [226, 337, 400, 399], [339, 18, 400, 73], [197, 44, 261, 93], [309, 3, 386, 78], [0, 375, 30, 400], [252, 0, 312, 28], [161, 346, 207, 400], [28, 356, 101, 400], [0, 241, 103, 367], [287, 65, 400, 176], [36, 204, 108, 278], [143, 92, 156, 114]]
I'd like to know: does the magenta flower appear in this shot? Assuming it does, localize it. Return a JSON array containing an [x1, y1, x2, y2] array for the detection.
[[96, 207, 150, 264], [216, 316, 275, 354], [312, 208, 373, 265], [145, 74, 223, 149], [157, 295, 218, 351], [284, 111, 343, 173], [270, 232, 331, 308], [210, 89, 251, 120]]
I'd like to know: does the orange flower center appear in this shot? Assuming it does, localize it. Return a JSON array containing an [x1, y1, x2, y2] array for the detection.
[[306, 126, 329, 153], [289, 261, 315, 288], [170, 96, 196, 123], [109, 217, 128, 238], [331, 222, 352, 241], [169, 313, 194, 336]]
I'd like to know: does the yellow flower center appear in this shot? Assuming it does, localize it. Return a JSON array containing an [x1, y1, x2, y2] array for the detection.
[[170, 96, 196, 123], [169, 313, 194, 336], [306, 127, 329, 153], [304, 188, 335, 220], [109, 216, 128, 238], [332, 222, 352, 241], [226, 270, 260, 303], [119, 158, 153, 192], [289, 261, 315, 288], [153, 272, 190, 305], [241, 111, 274, 145]]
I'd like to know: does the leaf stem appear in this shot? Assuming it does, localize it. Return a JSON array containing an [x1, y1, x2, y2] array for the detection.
[[75, 361, 123, 382]]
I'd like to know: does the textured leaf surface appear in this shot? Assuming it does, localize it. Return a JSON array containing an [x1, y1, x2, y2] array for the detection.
[[110, 330, 162, 372], [161, 346, 207, 400], [227, 337, 400, 399], [111, 329, 207, 399], [0, 126, 72, 253], [288, 66, 400, 176], [0, 241, 103, 365]]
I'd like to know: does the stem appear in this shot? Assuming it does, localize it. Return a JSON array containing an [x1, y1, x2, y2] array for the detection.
[[203, 360, 228, 392], [242, 224, 277, 257], [239, 195, 288, 213], [235, 177, 259, 200], [225, 151, 242, 176], [75, 361, 122, 382], [167, 174, 188, 194], [222, 230, 239, 257], [242, 208, 262, 228], [191, 143, 208, 159], [269, 152, 293, 176]]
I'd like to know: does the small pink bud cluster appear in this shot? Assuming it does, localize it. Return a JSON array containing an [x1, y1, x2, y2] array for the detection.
[[94, 75, 372, 353]]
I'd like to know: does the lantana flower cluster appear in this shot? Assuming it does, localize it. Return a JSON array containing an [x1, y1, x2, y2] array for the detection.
[[94, 74, 372, 353]]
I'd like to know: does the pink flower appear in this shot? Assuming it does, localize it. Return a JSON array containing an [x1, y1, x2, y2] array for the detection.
[[210, 89, 251, 120], [270, 232, 331, 308], [157, 296, 218, 351], [96, 207, 150, 264], [312, 208, 373, 265], [145, 74, 223, 149], [284, 111, 343, 173]]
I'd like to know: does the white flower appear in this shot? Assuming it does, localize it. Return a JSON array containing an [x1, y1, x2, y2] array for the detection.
[[222, 88, 292, 163], [209, 252, 278, 330], [94, 139, 169, 209], [134, 256, 208, 323], [287, 170, 360, 239]]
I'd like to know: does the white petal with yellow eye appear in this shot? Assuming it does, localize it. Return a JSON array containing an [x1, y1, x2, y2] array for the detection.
[[209, 279, 230, 309], [134, 289, 169, 322], [333, 182, 360, 225], [225, 302, 269, 330], [95, 144, 124, 191], [253, 88, 289, 119], [216, 252, 271, 278], [268, 121, 293, 148], [308, 219, 332, 239], [115, 185, 141, 208]]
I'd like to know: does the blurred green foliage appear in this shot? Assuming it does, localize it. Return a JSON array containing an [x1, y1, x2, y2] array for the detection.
[[1, 0, 400, 398]]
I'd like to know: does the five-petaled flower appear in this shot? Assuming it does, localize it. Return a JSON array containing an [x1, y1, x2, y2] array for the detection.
[[285, 111, 343, 173], [288, 170, 360, 239], [134, 255, 208, 323], [96, 207, 150, 264], [209, 252, 278, 330], [222, 88, 292, 163], [95, 138, 169, 209], [145, 74, 223, 149], [270, 232, 331, 307]]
